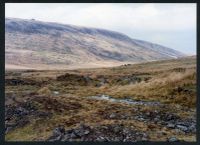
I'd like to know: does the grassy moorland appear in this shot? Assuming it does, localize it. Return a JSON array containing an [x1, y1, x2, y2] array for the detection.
[[5, 56, 196, 141]]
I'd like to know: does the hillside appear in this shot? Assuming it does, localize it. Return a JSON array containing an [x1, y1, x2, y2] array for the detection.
[[5, 18, 185, 69]]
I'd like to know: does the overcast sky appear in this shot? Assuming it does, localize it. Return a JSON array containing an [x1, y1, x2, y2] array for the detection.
[[5, 3, 196, 55]]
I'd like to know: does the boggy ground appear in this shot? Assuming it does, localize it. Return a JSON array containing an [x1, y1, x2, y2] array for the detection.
[[5, 56, 196, 141]]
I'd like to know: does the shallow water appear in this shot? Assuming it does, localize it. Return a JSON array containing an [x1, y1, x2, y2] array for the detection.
[[89, 94, 161, 106]]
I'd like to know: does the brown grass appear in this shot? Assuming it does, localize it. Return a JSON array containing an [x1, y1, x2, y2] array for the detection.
[[5, 56, 196, 141]]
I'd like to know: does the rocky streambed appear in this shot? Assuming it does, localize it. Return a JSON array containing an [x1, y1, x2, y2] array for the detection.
[[88, 95, 196, 133], [89, 94, 162, 106]]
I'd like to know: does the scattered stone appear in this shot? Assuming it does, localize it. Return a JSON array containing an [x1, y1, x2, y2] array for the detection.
[[137, 117, 145, 121], [154, 117, 159, 122], [48, 126, 65, 141], [167, 123, 175, 129], [47, 124, 148, 142], [188, 124, 196, 133], [96, 136, 106, 141], [5, 127, 13, 134], [89, 95, 161, 106], [113, 126, 122, 133], [176, 125, 188, 132], [167, 137, 179, 142], [70, 132, 78, 139], [53, 91, 59, 95], [109, 113, 116, 119]]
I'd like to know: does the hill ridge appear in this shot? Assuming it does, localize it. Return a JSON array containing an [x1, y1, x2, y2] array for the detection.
[[5, 17, 186, 70]]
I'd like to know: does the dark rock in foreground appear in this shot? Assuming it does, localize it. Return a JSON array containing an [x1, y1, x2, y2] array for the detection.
[[47, 124, 149, 142]]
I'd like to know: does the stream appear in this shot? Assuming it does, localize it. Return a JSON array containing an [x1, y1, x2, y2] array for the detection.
[[89, 94, 162, 106]]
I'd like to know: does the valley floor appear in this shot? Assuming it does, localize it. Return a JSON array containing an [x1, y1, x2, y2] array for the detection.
[[5, 56, 196, 142]]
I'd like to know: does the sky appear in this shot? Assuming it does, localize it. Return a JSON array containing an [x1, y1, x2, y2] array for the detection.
[[5, 3, 196, 55]]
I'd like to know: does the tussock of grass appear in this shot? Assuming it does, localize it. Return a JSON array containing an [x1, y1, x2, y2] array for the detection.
[[104, 70, 196, 108], [37, 87, 51, 95]]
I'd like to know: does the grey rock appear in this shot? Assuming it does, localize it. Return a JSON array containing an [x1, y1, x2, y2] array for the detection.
[[109, 113, 116, 119], [70, 132, 78, 138], [52, 128, 60, 136], [5, 127, 13, 134], [48, 135, 62, 141], [61, 134, 70, 141], [74, 130, 83, 137], [96, 136, 106, 141], [154, 117, 159, 122], [84, 130, 90, 135], [113, 126, 122, 133], [168, 137, 179, 142], [53, 91, 59, 95], [174, 129, 184, 134], [48, 126, 65, 141], [176, 125, 188, 132], [188, 124, 196, 133], [167, 123, 175, 129], [137, 117, 145, 121]]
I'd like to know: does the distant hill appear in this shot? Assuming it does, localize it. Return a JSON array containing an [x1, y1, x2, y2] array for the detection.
[[5, 17, 186, 70]]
